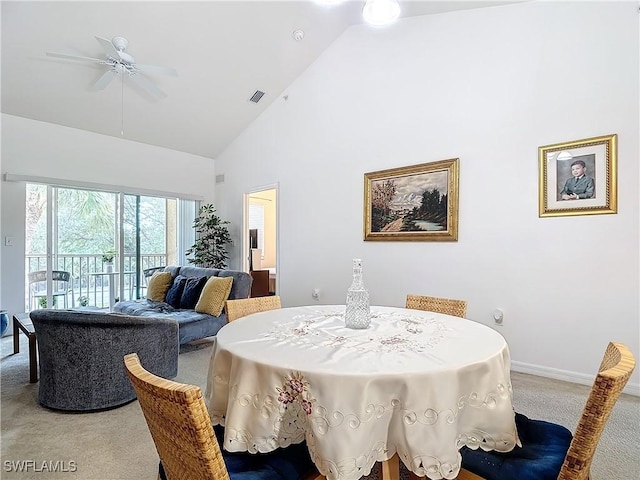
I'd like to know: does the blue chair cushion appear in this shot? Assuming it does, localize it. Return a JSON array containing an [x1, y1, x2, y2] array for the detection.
[[159, 425, 316, 480], [461, 412, 573, 480]]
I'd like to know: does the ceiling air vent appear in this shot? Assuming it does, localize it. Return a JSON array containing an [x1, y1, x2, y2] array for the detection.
[[249, 90, 265, 103]]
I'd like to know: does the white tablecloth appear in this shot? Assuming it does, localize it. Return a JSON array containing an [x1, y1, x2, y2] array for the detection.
[[205, 305, 518, 480]]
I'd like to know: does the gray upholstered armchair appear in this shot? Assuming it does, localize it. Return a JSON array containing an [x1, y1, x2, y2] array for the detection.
[[30, 309, 179, 412]]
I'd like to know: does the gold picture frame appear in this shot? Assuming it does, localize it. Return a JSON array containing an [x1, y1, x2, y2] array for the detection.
[[364, 158, 459, 241], [539, 134, 617, 217]]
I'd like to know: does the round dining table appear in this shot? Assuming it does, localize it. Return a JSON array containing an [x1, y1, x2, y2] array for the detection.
[[205, 305, 519, 480]]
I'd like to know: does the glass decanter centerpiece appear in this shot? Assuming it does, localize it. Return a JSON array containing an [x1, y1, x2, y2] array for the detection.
[[345, 258, 371, 329]]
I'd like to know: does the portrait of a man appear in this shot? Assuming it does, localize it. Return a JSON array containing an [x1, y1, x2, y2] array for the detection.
[[539, 134, 616, 217], [557, 155, 595, 201]]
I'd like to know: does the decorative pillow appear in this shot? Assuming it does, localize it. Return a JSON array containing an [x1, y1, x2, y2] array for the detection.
[[179, 276, 208, 309], [195, 276, 234, 317], [147, 272, 173, 302], [165, 275, 187, 308]]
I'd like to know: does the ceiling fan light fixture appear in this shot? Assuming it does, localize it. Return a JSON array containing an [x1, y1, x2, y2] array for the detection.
[[363, 0, 401, 26], [112, 36, 128, 52]]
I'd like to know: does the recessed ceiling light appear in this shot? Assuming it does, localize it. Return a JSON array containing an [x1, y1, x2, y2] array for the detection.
[[363, 0, 401, 26]]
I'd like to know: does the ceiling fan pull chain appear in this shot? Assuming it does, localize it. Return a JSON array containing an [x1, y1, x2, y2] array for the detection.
[[121, 69, 125, 136]]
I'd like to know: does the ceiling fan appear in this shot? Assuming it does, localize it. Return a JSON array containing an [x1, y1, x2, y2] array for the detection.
[[46, 36, 178, 99]]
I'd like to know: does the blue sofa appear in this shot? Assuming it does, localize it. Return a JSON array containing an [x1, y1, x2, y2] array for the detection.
[[113, 266, 252, 344]]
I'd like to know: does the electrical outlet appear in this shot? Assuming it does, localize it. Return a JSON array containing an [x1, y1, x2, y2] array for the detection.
[[492, 309, 504, 325]]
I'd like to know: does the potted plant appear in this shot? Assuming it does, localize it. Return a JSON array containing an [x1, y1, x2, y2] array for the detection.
[[185, 204, 232, 269], [39, 296, 58, 309], [102, 249, 116, 272]]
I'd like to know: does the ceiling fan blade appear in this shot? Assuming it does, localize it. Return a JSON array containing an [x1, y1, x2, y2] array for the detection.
[[46, 52, 106, 64], [128, 72, 167, 99], [135, 63, 178, 77], [92, 69, 119, 90], [95, 36, 119, 59]]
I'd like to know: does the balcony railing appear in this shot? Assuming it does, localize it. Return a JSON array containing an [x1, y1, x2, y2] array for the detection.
[[25, 253, 167, 311]]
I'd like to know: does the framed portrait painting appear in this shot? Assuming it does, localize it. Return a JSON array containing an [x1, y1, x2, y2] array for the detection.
[[539, 134, 617, 217], [364, 158, 459, 241]]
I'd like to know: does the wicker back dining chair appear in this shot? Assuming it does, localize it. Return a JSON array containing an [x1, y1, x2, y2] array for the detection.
[[405, 294, 467, 318], [124, 353, 324, 480], [456, 341, 635, 480], [225, 295, 281, 322]]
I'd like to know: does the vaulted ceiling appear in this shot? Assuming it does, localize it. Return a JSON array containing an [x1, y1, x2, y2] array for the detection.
[[2, 1, 518, 160]]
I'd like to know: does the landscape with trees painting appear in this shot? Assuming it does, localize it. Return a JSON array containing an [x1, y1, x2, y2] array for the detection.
[[370, 170, 449, 233]]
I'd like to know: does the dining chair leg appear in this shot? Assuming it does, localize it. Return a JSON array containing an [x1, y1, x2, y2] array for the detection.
[[409, 473, 422, 480], [381, 455, 400, 480], [455, 468, 485, 480], [305, 472, 326, 480]]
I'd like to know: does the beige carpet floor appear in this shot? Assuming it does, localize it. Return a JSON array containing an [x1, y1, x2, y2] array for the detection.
[[1, 334, 638, 479]]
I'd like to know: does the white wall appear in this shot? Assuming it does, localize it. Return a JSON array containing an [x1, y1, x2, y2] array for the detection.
[[0, 114, 216, 323], [214, 2, 639, 392]]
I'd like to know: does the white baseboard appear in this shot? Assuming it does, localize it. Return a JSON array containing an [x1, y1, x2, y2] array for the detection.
[[511, 361, 640, 397]]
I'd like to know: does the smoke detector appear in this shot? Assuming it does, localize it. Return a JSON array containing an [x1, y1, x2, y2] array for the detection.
[[293, 30, 305, 41]]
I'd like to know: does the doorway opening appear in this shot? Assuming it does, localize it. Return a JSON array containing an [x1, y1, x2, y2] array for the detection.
[[244, 186, 278, 297]]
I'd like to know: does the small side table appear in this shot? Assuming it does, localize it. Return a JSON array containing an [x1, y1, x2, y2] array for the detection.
[[13, 313, 38, 383]]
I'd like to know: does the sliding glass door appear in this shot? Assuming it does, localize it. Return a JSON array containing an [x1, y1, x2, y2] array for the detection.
[[122, 194, 181, 300], [25, 183, 197, 311], [25, 184, 118, 310]]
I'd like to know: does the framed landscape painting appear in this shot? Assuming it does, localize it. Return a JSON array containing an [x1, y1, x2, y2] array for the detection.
[[538, 134, 617, 217], [364, 158, 459, 242]]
